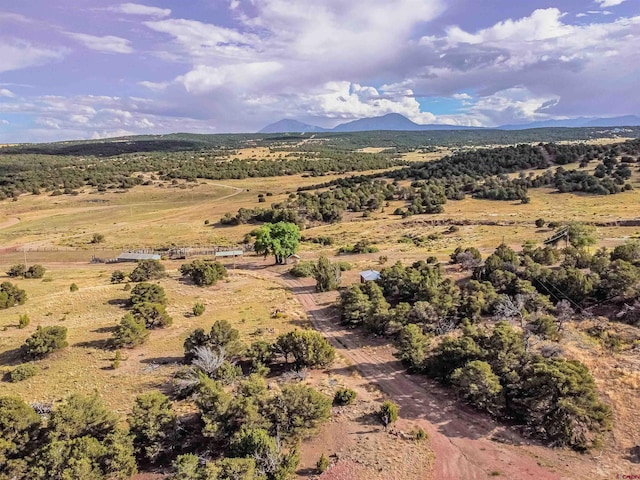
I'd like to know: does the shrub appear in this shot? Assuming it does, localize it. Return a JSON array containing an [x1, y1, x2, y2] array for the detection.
[[247, 340, 273, 367], [289, 261, 315, 278], [192, 302, 206, 317], [0, 396, 41, 471], [91, 233, 105, 244], [415, 427, 427, 441], [9, 364, 39, 382], [379, 400, 399, 427], [314, 256, 341, 292], [112, 314, 149, 348], [333, 387, 357, 406], [112, 350, 122, 369], [24, 265, 46, 279], [179, 260, 227, 286], [0, 282, 27, 309], [6, 264, 26, 278], [18, 314, 30, 329], [316, 453, 329, 473], [69, 283, 78, 292], [130, 283, 166, 306], [22, 326, 68, 360], [184, 320, 243, 362], [128, 392, 177, 464], [336, 261, 352, 271], [111, 270, 126, 284], [535, 218, 546, 228], [267, 383, 332, 439], [450, 360, 503, 414], [275, 330, 335, 370], [131, 302, 173, 329], [129, 259, 165, 282]]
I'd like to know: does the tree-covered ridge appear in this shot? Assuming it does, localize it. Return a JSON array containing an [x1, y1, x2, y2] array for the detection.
[[0, 147, 401, 200], [3, 126, 639, 157], [223, 140, 639, 226]]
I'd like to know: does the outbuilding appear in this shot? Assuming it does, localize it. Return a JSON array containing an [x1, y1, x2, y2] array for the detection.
[[359, 269, 381, 283], [115, 252, 161, 262]]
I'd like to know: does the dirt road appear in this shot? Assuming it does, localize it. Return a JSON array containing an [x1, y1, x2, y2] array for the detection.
[[254, 268, 595, 480]]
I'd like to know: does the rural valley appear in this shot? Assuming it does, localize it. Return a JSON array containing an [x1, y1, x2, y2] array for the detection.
[[1, 128, 639, 479]]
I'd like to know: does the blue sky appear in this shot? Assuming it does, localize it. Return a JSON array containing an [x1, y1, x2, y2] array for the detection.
[[0, 0, 638, 142]]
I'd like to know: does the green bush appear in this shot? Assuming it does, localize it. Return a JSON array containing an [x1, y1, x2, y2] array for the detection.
[[180, 259, 227, 287], [22, 325, 68, 360], [18, 314, 30, 329], [69, 283, 78, 292], [333, 387, 357, 406], [379, 400, 399, 427], [131, 302, 173, 329], [289, 261, 315, 278], [0, 282, 27, 309], [276, 330, 335, 370], [112, 350, 122, 369], [130, 283, 166, 306], [111, 314, 149, 348], [128, 392, 177, 464], [129, 259, 165, 282], [316, 453, 329, 473], [314, 256, 341, 292], [415, 427, 427, 441], [6, 264, 26, 278], [192, 302, 206, 317], [450, 360, 503, 413], [9, 364, 39, 382], [24, 265, 46, 279], [336, 261, 352, 271], [110, 270, 126, 284]]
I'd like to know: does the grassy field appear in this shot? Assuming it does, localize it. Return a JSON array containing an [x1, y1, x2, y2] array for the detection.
[[0, 260, 307, 413]]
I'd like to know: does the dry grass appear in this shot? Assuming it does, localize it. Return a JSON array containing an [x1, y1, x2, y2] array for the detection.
[[0, 260, 305, 413]]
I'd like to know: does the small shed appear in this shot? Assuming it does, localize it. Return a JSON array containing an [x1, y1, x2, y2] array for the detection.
[[287, 254, 301, 264], [116, 252, 161, 262], [360, 269, 381, 283]]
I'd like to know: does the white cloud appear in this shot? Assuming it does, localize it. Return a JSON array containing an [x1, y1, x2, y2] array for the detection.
[[0, 94, 219, 143], [295, 81, 437, 125], [0, 41, 65, 73], [595, 0, 626, 7], [446, 8, 571, 45], [145, 18, 258, 61], [110, 3, 171, 18], [65, 32, 133, 54], [0, 119, 9, 125], [176, 62, 283, 94], [0, 89, 16, 98]]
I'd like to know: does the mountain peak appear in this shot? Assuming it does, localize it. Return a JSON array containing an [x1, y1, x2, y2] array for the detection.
[[258, 119, 327, 134]]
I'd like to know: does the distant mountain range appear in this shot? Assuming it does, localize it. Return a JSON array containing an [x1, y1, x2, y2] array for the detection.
[[258, 113, 640, 134]]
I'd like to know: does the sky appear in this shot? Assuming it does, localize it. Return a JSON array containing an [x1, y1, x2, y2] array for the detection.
[[0, 0, 638, 142]]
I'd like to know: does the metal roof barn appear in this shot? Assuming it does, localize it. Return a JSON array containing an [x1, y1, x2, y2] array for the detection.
[[116, 253, 161, 262]]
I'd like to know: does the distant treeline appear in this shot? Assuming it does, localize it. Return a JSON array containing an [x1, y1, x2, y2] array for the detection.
[[2, 126, 639, 157], [222, 140, 639, 225], [0, 149, 401, 200]]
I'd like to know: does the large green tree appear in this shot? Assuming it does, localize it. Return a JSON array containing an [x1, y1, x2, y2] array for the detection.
[[254, 222, 301, 265]]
